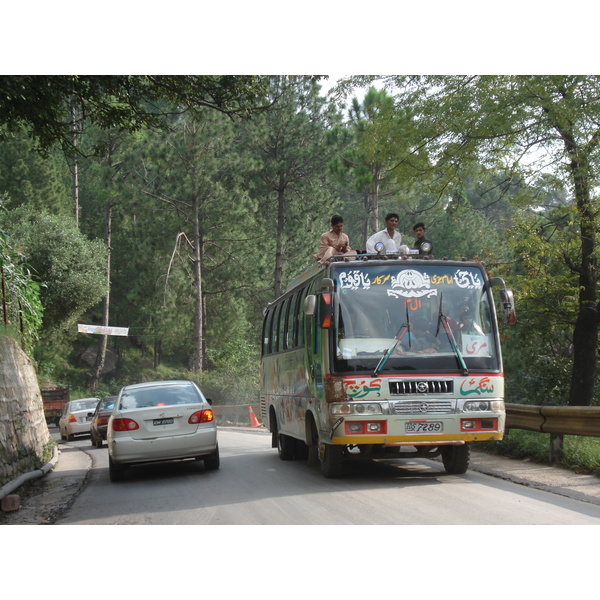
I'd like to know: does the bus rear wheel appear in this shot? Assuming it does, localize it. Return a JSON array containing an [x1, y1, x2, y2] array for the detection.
[[441, 443, 470, 474], [320, 444, 344, 478]]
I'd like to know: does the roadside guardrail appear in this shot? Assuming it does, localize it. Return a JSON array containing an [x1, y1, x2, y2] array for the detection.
[[505, 403, 600, 463], [212, 403, 600, 464]]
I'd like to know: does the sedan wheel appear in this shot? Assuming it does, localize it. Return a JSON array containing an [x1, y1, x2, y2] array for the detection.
[[203, 445, 220, 470], [108, 455, 126, 482]]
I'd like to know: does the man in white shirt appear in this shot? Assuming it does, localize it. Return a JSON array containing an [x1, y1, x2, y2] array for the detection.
[[366, 212, 405, 254]]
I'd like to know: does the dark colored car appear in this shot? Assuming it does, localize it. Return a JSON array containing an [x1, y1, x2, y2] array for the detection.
[[90, 396, 116, 448]]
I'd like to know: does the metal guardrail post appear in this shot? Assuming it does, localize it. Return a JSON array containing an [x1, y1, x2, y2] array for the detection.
[[549, 433, 563, 464]]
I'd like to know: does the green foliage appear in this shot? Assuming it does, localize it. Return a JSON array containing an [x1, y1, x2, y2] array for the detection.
[[114, 346, 259, 406], [0, 229, 43, 352], [0, 75, 272, 155], [0, 208, 107, 333], [0, 128, 71, 214], [501, 202, 582, 405], [238, 76, 344, 297]]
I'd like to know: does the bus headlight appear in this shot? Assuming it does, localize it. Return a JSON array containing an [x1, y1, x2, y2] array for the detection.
[[462, 400, 504, 412], [330, 402, 384, 415]]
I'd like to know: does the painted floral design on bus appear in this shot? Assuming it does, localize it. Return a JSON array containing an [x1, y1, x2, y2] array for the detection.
[[459, 376, 495, 396], [344, 378, 383, 398], [387, 270, 438, 299]]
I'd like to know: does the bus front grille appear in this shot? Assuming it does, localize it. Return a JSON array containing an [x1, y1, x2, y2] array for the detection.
[[393, 400, 454, 414]]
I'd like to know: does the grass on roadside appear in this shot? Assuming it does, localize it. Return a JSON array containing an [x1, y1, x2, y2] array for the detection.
[[478, 429, 600, 478]]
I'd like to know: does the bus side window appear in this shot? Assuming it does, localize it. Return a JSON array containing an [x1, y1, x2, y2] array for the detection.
[[272, 303, 282, 353], [262, 309, 273, 355], [296, 287, 308, 347], [288, 291, 300, 348], [279, 297, 290, 351]]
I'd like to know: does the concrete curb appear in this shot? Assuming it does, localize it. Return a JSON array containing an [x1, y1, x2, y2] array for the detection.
[[0, 445, 59, 502], [0, 442, 92, 525]]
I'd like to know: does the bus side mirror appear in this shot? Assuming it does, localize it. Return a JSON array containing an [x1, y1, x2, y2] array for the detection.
[[304, 295, 316, 316], [499, 288, 516, 325], [489, 277, 516, 325]]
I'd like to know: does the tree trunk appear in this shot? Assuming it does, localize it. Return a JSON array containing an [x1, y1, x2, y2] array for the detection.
[[69, 98, 80, 227], [91, 203, 112, 392], [368, 163, 382, 234], [192, 195, 204, 372], [273, 174, 286, 298], [568, 155, 597, 406]]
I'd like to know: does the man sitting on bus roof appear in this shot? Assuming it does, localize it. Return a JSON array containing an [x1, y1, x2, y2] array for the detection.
[[314, 215, 357, 264], [412, 222, 433, 255], [366, 213, 408, 255]]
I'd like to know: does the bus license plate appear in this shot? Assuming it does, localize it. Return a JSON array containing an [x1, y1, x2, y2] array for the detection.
[[406, 421, 443, 434], [153, 418, 174, 426]]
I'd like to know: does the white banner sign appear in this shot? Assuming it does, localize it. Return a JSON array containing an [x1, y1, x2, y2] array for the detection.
[[78, 324, 129, 337]]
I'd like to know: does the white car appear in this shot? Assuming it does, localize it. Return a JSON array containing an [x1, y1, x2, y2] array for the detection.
[[107, 380, 219, 482], [59, 398, 100, 441]]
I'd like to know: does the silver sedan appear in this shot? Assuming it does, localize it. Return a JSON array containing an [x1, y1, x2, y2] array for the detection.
[[59, 398, 100, 441], [107, 380, 219, 482]]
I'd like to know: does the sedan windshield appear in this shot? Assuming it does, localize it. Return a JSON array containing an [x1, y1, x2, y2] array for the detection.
[[331, 263, 500, 375]]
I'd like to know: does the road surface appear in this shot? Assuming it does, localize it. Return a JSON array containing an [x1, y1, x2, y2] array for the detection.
[[55, 428, 600, 525]]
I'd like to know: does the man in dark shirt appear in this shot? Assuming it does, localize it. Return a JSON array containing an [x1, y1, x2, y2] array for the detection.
[[412, 222, 433, 254]]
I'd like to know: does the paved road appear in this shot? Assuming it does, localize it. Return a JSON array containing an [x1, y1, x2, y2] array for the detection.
[[45, 427, 600, 525], [4, 427, 596, 600]]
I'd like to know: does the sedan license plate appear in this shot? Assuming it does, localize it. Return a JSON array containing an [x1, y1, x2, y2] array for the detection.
[[153, 418, 174, 426], [405, 421, 443, 434]]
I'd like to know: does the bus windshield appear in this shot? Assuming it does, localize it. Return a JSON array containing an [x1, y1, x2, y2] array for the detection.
[[331, 263, 500, 375]]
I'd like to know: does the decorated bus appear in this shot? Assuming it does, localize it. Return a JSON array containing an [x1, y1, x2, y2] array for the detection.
[[260, 248, 515, 478]]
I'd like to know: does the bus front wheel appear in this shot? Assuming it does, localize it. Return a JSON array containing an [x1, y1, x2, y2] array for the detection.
[[441, 443, 470, 475], [278, 433, 296, 460], [320, 444, 344, 478]]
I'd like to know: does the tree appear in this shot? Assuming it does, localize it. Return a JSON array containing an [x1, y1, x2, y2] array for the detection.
[[0, 76, 273, 156], [345, 87, 402, 239], [0, 208, 106, 336], [357, 75, 600, 407], [0, 230, 43, 352], [239, 76, 342, 298], [134, 110, 254, 372], [0, 130, 70, 214]]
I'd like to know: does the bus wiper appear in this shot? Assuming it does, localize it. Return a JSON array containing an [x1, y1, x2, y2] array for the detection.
[[373, 305, 410, 376], [436, 293, 469, 376]]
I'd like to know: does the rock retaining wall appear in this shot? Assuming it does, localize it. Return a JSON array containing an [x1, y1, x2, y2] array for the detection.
[[0, 335, 50, 486]]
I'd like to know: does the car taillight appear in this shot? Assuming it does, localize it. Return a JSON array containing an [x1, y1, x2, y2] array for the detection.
[[68, 414, 77, 423], [98, 416, 109, 425], [112, 418, 139, 431], [188, 409, 214, 424]]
